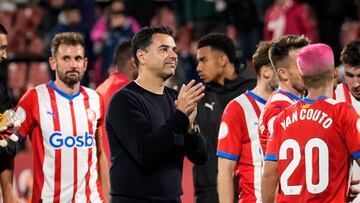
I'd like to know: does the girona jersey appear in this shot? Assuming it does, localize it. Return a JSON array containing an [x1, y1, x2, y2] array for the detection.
[[265, 97, 360, 202], [217, 90, 266, 202], [96, 73, 130, 163], [258, 89, 301, 152], [16, 81, 104, 203], [334, 83, 360, 113], [334, 82, 360, 203]]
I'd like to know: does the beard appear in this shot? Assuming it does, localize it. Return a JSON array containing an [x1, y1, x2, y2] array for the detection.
[[292, 81, 306, 95], [57, 68, 83, 87]]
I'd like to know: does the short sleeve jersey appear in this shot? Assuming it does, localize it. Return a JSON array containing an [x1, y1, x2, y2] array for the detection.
[[258, 89, 301, 152], [217, 90, 266, 202], [16, 81, 104, 203]]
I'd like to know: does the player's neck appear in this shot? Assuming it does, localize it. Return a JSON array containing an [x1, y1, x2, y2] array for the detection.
[[53, 80, 80, 96], [135, 74, 165, 95], [306, 86, 333, 100], [251, 79, 273, 100], [278, 82, 303, 98]]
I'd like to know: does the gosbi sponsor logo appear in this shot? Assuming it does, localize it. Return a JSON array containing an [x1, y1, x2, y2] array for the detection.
[[49, 132, 95, 148]]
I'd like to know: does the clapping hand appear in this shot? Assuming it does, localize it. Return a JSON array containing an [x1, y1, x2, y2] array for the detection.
[[176, 80, 205, 117]]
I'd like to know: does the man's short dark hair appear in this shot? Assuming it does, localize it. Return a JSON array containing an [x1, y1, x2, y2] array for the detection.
[[197, 33, 236, 64], [51, 32, 85, 56], [252, 41, 272, 76], [0, 24, 7, 35], [114, 40, 132, 69], [131, 25, 173, 67], [340, 39, 360, 67], [269, 35, 309, 71]]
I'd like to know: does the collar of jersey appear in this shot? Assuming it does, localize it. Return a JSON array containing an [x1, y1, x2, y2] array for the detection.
[[275, 88, 301, 101], [48, 80, 81, 101], [301, 95, 328, 103], [246, 90, 267, 104]]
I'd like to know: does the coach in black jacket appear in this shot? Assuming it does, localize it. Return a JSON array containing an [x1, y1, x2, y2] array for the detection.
[[106, 26, 207, 203], [194, 33, 256, 203]]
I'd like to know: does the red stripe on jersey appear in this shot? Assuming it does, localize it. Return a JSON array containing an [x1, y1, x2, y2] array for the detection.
[[28, 90, 46, 202], [245, 93, 261, 117], [81, 87, 104, 202], [47, 85, 62, 203], [343, 83, 352, 104], [70, 101, 78, 203]]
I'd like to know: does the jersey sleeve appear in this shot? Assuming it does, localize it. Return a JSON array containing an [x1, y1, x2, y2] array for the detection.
[[16, 88, 37, 139], [338, 103, 360, 159], [216, 100, 244, 161], [259, 101, 287, 152], [264, 113, 282, 161], [95, 93, 105, 138]]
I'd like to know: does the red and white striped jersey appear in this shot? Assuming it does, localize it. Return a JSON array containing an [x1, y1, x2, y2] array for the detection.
[[217, 90, 266, 202], [334, 83, 360, 113], [334, 82, 360, 203], [16, 81, 104, 203], [265, 97, 360, 202], [258, 89, 301, 153]]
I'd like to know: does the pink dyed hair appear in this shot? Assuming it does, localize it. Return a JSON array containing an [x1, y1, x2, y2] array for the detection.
[[297, 43, 334, 77]]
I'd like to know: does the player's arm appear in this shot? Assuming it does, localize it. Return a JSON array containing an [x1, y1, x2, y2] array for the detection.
[[0, 157, 19, 203], [261, 160, 279, 203], [95, 98, 109, 203], [95, 130, 109, 203], [216, 100, 243, 203], [218, 157, 236, 203], [262, 116, 281, 203]]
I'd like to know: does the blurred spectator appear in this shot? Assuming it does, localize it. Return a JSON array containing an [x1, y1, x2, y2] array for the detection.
[[226, 0, 270, 61], [180, 0, 227, 40], [264, 0, 318, 43], [38, 0, 65, 38], [151, 4, 177, 36], [124, 0, 157, 26], [91, 0, 137, 81], [304, 0, 357, 65]]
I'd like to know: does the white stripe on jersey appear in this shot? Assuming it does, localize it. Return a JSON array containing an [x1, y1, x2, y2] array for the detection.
[[338, 84, 360, 113], [56, 92, 76, 202], [36, 84, 55, 201], [324, 98, 341, 105], [234, 94, 264, 201], [270, 92, 296, 105]]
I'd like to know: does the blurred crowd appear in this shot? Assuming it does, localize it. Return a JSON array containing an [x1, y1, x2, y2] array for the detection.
[[0, 0, 359, 104]]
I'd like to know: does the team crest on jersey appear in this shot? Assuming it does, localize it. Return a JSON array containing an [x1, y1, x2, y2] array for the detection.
[[15, 106, 26, 124], [86, 109, 96, 122], [218, 121, 228, 140]]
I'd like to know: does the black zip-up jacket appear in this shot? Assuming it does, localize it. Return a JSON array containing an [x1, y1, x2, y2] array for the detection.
[[193, 66, 256, 201]]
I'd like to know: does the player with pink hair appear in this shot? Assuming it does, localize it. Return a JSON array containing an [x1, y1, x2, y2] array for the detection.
[[262, 43, 360, 203], [297, 43, 334, 77]]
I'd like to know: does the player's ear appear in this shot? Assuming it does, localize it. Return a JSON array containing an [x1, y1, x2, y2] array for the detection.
[[136, 50, 145, 65], [48, 57, 57, 71], [262, 66, 272, 79], [334, 68, 339, 83], [277, 67, 288, 80]]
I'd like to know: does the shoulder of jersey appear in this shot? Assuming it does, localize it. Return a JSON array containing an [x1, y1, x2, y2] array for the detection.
[[269, 92, 296, 104], [323, 98, 344, 105]]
